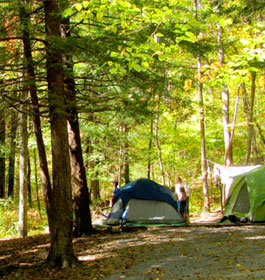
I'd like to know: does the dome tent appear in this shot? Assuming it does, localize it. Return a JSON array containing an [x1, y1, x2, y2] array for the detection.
[[105, 178, 184, 226], [222, 165, 265, 222]]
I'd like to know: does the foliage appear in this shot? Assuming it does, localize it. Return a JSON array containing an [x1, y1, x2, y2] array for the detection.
[[0, 198, 48, 238], [0, 0, 265, 238]]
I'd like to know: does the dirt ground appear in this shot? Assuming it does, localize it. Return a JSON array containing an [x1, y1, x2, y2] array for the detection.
[[0, 212, 265, 280]]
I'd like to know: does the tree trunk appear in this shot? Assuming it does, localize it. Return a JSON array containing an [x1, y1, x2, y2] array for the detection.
[[18, 87, 28, 238], [118, 126, 123, 188], [198, 54, 209, 213], [217, 3, 233, 166], [19, 0, 53, 223], [27, 156, 32, 208], [60, 0, 93, 236], [242, 73, 257, 165], [194, 0, 209, 212], [123, 126, 130, 184], [8, 107, 18, 198], [256, 122, 265, 145], [90, 179, 100, 200], [147, 119, 153, 180], [33, 148, 41, 217], [154, 95, 165, 185], [0, 109, 5, 198], [43, 0, 76, 267], [221, 85, 232, 165], [225, 88, 240, 164]]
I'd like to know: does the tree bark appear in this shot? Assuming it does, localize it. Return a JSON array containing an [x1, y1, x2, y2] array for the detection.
[[33, 148, 41, 217], [27, 156, 32, 208], [147, 119, 153, 180], [225, 90, 239, 163], [43, 0, 76, 267], [60, 0, 93, 236], [256, 122, 265, 145], [18, 85, 28, 238], [90, 178, 100, 200], [8, 107, 18, 198], [19, 0, 53, 223], [194, 0, 209, 212], [154, 95, 165, 185], [242, 73, 257, 164], [0, 109, 5, 198], [123, 126, 130, 184], [217, 2, 233, 166], [197, 54, 209, 213]]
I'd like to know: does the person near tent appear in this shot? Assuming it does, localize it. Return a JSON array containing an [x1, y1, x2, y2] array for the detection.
[[175, 177, 190, 221]]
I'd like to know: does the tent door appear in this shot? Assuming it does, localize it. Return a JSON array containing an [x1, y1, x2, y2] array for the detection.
[[232, 183, 250, 214]]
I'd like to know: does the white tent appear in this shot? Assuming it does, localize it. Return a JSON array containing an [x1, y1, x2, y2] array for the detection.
[[213, 163, 261, 203]]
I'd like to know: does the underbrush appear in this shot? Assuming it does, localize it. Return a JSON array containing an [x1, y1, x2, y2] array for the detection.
[[0, 182, 222, 238], [189, 181, 222, 216], [0, 198, 48, 238]]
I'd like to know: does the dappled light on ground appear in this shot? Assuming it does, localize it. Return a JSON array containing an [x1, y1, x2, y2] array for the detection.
[[0, 220, 265, 279]]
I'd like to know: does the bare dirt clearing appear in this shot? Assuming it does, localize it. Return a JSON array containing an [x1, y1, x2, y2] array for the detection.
[[0, 212, 265, 280]]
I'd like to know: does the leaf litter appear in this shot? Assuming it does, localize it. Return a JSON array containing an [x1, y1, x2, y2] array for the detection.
[[0, 213, 265, 279]]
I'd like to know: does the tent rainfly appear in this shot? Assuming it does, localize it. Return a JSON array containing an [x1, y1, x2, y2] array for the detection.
[[213, 163, 261, 202], [222, 165, 265, 222], [104, 178, 184, 226]]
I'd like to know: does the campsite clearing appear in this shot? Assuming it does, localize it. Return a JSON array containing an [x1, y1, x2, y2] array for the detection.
[[1, 212, 265, 280]]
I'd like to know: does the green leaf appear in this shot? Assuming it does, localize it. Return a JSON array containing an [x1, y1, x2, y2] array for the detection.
[[249, 67, 259, 72], [133, 64, 141, 72], [156, 33, 164, 37], [110, 52, 119, 58], [62, 8, 73, 18], [97, 12, 104, 20], [110, 67, 118, 74], [83, 1, 89, 9], [75, 3, 83, 11]]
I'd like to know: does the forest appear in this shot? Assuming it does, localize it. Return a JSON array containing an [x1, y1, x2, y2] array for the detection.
[[0, 0, 264, 271]]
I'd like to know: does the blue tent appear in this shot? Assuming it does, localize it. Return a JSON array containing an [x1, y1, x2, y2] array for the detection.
[[105, 178, 184, 226], [114, 178, 177, 209]]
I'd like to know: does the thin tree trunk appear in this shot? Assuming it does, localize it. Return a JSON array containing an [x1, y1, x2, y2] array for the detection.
[[0, 109, 5, 198], [147, 119, 153, 180], [124, 126, 130, 184], [217, 3, 232, 166], [198, 54, 209, 213], [27, 156, 32, 208], [243, 72, 257, 164], [60, 0, 93, 236], [256, 122, 265, 145], [33, 148, 41, 217], [225, 90, 239, 163], [19, 0, 53, 223], [43, 0, 76, 267], [18, 86, 28, 238], [90, 178, 100, 200], [154, 95, 165, 185], [194, 0, 209, 212], [86, 138, 100, 200], [118, 125, 123, 187], [8, 107, 18, 198]]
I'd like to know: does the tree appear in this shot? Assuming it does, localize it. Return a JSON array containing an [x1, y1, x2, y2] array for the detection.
[[43, 0, 76, 267], [0, 107, 5, 198], [18, 81, 28, 238], [60, 0, 93, 236], [215, 1, 233, 166], [194, 0, 209, 212], [7, 106, 18, 198]]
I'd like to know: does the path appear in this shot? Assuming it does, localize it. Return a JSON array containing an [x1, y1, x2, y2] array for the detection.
[[0, 212, 265, 279]]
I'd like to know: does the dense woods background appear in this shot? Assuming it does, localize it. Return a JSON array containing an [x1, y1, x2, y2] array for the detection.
[[0, 0, 264, 267]]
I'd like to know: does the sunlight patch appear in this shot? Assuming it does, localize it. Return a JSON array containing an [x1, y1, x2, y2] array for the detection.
[[244, 236, 265, 240]]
